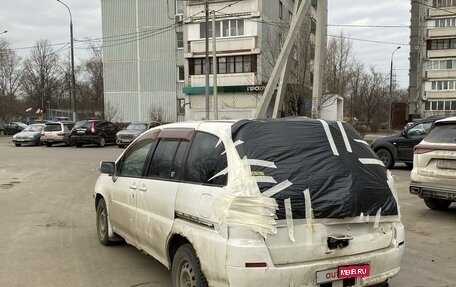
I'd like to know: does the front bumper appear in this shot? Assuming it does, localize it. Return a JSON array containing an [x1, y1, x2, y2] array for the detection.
[[410, 182, 456, 200], [12, 139, 37, 145]]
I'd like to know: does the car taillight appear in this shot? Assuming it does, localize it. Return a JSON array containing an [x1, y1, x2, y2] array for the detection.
[[414, 145, 435, 154], [91, 122, 96, 133], [41, 132, 44, 136], [57, 132, 65, 136]]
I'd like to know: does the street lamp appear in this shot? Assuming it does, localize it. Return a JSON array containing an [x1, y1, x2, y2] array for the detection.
[[57, 0, 76, 122], [389, 46, 401, 133]]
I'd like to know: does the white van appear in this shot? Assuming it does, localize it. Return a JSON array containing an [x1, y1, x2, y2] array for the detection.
[[94, 118, 404, 287]]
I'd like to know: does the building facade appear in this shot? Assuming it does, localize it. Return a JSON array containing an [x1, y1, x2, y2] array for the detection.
[[101, 0, 323, 122], [410, 0, 456, 119]]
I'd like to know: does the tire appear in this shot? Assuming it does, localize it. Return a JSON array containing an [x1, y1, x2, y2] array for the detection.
[[172, 244, 208, 287], [46, 143, 53, 147], [424, 198, 451, 210], [97, 136, 106, 147], [36, 139, 42, 146], [15, 143, 21, 147], [75, 143, 82, 148], [96, 198, 114, 245], [405, 162, 413, 168], [376, 148, 395, 169]]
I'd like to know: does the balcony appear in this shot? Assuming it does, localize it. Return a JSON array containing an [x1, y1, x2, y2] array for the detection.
[[428, 49, 456, 58], [429, 7, 456, 17], [189, 73, 256, 87], [185, 36, 259, 57], [425, 90, 456, 99], [428, 27, 456, 38], [427, 69, 456, 78]]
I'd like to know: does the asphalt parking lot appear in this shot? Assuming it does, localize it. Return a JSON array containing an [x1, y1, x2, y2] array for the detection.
[[0, 135, 455, 287]]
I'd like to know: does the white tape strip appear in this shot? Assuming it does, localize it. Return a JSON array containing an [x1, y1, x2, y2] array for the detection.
[[359, 158, 385, 167], [248, 159, 277, 169], [222, 140, 244, 155], [262, 180, 293, 197], [304, 189, 312, 227], [285, 198, 295, 242], [354, 139, 369, 146], [255, 176, 277, 184], [374, 208, 382, 229], [208, 167, 228, 182], [337, 121, 352, 153], [318, 119, 339, 156]]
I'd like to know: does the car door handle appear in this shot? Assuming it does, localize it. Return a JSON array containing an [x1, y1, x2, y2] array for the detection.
[[138, 185, 147, 192], [129, 184, 137, 190]]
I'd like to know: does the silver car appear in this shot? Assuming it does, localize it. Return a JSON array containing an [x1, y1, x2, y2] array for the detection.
[[41, 121, 75, 147], [12, 123, 45, 147], [115, 122, 149, 148], [410, 116, 456, 210]]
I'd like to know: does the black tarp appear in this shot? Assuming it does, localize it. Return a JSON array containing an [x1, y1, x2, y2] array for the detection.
[[231, 117, 398, 220]]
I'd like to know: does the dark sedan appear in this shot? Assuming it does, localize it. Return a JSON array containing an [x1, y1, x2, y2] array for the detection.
[[70, 120, 119, 147]]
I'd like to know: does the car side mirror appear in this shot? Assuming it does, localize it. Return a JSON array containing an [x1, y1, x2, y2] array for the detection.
[[401, 130, 407, 137], [99, 161, 115, 175]]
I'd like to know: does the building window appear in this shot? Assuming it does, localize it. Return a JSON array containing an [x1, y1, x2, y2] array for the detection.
[[189, 55, 257, 75], [435, 18, 456, 27], [428, 38, 456, 50], [431, 80, 456, 90], [178, 66, 185, 81], [178, 98, 186, 114], [200, 19, 243, 38], [175, 0, 184, 15], [279, 1, 283, 20], [177, 32, 183, 48], [433, 0, 456, 7]]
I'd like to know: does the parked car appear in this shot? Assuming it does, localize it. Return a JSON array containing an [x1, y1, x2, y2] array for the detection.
[[70, 120, 119, 147], [410, 116, 456, 210], [41, 121, 75, 147], [116, 122, 150, 148], [94, 118, 404, 287], [12, 123, 45, 146], [370, 116, 444, 168], [2, 122, 27, 136]]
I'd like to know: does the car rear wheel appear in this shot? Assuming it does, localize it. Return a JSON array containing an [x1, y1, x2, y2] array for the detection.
[[376, 149, 394, 169], [75, 143, 82, 148], [15, 143, 21, 147], [46, 143, 52, 147], [172, 244, 208, 287], [97, 136, 106, 147], [424, 198, 452, 210]]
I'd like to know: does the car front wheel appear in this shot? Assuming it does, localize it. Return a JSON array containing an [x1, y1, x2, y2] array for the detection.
[[424, 198, 451, 210], [96, 198, 114, 245], [376, 148, 395, 169], [172, 244, 208, 287]]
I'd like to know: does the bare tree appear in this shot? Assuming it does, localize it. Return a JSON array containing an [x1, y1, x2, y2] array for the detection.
[[21, 40, 62, 112], [0, 40, 23, 120], [148, 105, 170, 123], [104, 101, 122, 122], [79, 42, 104, 117]]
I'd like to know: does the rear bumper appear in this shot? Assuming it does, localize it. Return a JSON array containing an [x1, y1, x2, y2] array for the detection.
[[409, 182, 456, 200], [71, 135, 98, 145], [225, 245, 404, 287]]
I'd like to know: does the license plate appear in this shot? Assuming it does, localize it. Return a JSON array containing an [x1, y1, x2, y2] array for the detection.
[[316, 264, 370, 284], [77, 130, 85, 134], [338, 264, 370, 279], [436, 160, 456, 170]]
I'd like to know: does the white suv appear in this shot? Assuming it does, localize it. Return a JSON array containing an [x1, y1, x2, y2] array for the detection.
[[410, 116, 456, 210], [94, 118, 404, 287]]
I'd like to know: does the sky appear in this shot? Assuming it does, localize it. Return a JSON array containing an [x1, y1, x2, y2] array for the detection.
[[0, 0, 411, 88]]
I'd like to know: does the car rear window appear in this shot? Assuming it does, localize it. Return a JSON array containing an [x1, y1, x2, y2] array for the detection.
[[44, 124, 62, 132], [425, 123, 456, 144]]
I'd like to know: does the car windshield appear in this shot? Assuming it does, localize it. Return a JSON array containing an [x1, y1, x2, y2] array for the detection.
[[44, 124, 62, 132], [425, 123, 456, 144], [126, 123, 147, 130], [15, 122, 28, 129], [24, 125, 43, 132]]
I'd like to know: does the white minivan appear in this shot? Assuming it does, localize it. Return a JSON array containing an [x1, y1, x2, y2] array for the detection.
[[94, 118, 404, 287]]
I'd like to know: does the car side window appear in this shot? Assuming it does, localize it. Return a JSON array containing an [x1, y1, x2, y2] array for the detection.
[[408, 122, 432, 136], [147, 139, 180, 179], [170, 141, 189, 180], [184, 132, 227, 186], [118, 138, 154, 178]]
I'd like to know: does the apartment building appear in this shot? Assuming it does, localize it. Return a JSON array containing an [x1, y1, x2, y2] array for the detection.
[[101, 0, 323, 122], [410, 0, 456, 119]]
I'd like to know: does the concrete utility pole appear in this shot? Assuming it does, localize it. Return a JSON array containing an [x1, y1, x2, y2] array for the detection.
[[254, 0, 311, 119], [389, 46, 401, 133], [311, 0, 327, 119], [212, 10, 218, 120], [57, 0, 77, 122], [204, 0, 210, 119]]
